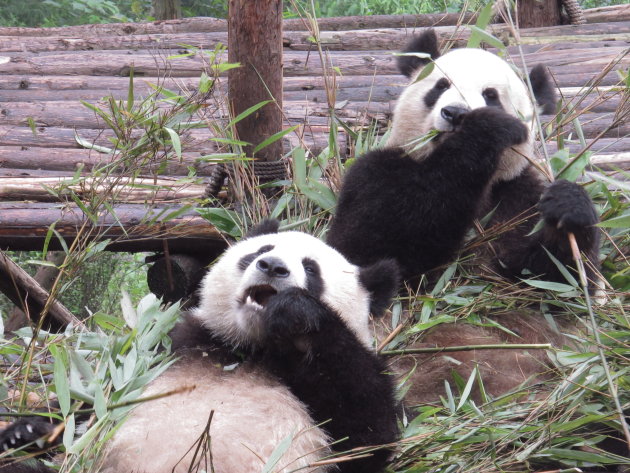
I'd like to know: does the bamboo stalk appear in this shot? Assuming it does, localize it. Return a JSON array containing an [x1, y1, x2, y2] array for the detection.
[[567, 232, 630, 450], [381, 343, 552, 356]]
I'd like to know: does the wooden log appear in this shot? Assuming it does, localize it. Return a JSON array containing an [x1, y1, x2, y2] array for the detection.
[[228, 0, 283, 161], [0, 249, 81, 329], [283, 22, 630, 52], [0, 4, 624, 40], [0, 202, 225, 253], [0, 17, 228, 38], [0, 31, 229, 53], [0, 175, 208, 202], [1, 21, 628, 55], [0, 99, 390, 128], [0, 147, 216, 176], [0, 69, 623, 113], [283, 12, 476, 31], [583, 4, 630, 23], [0, 125, 347, 158], [2, 47, 626, 80], [2, 100, 623, 142]]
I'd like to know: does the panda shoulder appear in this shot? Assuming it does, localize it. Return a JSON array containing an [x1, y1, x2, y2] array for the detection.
[[344, 147, 411, 180]]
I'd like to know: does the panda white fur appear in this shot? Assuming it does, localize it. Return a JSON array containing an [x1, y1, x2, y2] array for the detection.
[[0, 221, 400, 473], [327, 29, 600, 404]]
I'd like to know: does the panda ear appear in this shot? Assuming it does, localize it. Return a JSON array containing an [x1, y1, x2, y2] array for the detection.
[[397, 28, 441, 78], [359, 259, 401, 317], [529, 64, 557, 115], [244, 219, 280, 239]]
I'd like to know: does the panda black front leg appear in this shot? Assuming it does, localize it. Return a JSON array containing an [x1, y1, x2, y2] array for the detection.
[[441, 106, 529, 167], [536, 179, 600, 279], [261, 288, 398, 473], [0, 418, 58, 473], [0, 418, 56, 453]]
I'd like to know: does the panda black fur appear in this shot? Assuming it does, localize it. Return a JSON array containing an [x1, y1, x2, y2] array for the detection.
[[0, 221, 400, 473], [327, 29, 599, 286]]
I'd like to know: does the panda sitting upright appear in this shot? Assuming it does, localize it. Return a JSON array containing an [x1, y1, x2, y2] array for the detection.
[[326, 29, 600, 405], [0, 221, 400, 473], [327, 29, 599, 286]]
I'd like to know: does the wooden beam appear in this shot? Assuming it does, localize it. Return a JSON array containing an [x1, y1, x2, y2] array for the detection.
[[228, 0, 283, 162], [0, 202, 226, 253]]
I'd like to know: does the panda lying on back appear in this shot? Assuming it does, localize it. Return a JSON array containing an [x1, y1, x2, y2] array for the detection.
[[328, 29, 599, 285], [0, 221, 400, 473]]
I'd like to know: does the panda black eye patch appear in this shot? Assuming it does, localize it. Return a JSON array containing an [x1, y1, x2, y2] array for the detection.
[[424, 78, 451, 108], [237, 245, 275, 271], [302, 258, 324, 298], [482, 88, 502, 107]]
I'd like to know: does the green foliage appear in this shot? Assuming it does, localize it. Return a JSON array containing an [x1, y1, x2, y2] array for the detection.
[[1, 295, 180, 471], [0, 0, 134, 27], [289, 0, 486, 17]]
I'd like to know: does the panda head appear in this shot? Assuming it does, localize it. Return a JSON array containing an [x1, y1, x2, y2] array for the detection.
[[192, 220, 400, 349], [389, 29, 557, 182]]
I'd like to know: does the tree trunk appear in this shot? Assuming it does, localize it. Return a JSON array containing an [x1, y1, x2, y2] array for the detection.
[[152, 0, 182, 20], [228, 0, 283, 162], [517, 0, 562, 27]]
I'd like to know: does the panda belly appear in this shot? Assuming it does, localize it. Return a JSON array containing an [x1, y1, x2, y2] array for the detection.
[[100, 352, 331, 473]]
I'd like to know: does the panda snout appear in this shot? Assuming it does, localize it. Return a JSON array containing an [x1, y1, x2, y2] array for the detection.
[[440, 105, 469, 127], [256, 256, 290, 278]]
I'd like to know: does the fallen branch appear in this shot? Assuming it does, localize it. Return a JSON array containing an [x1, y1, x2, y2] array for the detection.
[[0, 250, 82, 329]]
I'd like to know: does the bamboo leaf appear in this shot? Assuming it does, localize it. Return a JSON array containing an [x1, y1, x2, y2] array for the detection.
[[457, 367, 478, 410], [261, 432, 295, 473], [252, 125, 299, 154], [52, 348, 70, 417], [228, 100, 272, 128], [63, 413, 75, 450], [126, 66, 134, 112], [597, 212, 630, 228], [164, 127, 182, 160], [467, 26, 505, 50], [292, 147, 307, 186], [521, 279, 576, 292], [412, 61, 435, 84]]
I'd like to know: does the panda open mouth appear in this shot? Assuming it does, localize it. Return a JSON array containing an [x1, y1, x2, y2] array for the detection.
[[243, 285, 278, 309]]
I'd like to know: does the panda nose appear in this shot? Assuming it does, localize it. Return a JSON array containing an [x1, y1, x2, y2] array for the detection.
[[256, 257, 290, 278], [441, 105, 469, 127]]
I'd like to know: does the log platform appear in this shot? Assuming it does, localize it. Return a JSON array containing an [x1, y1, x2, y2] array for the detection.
[[0, 5, 629, 252]]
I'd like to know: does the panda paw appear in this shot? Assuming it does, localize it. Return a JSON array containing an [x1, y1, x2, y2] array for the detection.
[[262, 288, 331, 341], [0, 418, 55, 452], [463, 107, 529, 148], [539, 179, 598, 232]]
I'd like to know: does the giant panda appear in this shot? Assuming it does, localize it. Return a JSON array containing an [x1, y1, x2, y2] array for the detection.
[[327, 28, 599, 285], [0, 220, 400, 473], [326, 29, 600, 405]]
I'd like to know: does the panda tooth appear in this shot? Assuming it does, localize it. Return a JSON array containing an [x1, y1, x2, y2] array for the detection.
[[245, 295, 263, 310]]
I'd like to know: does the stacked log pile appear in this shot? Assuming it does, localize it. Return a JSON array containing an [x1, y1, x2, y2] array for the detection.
[[0, 5, 628, 251]]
